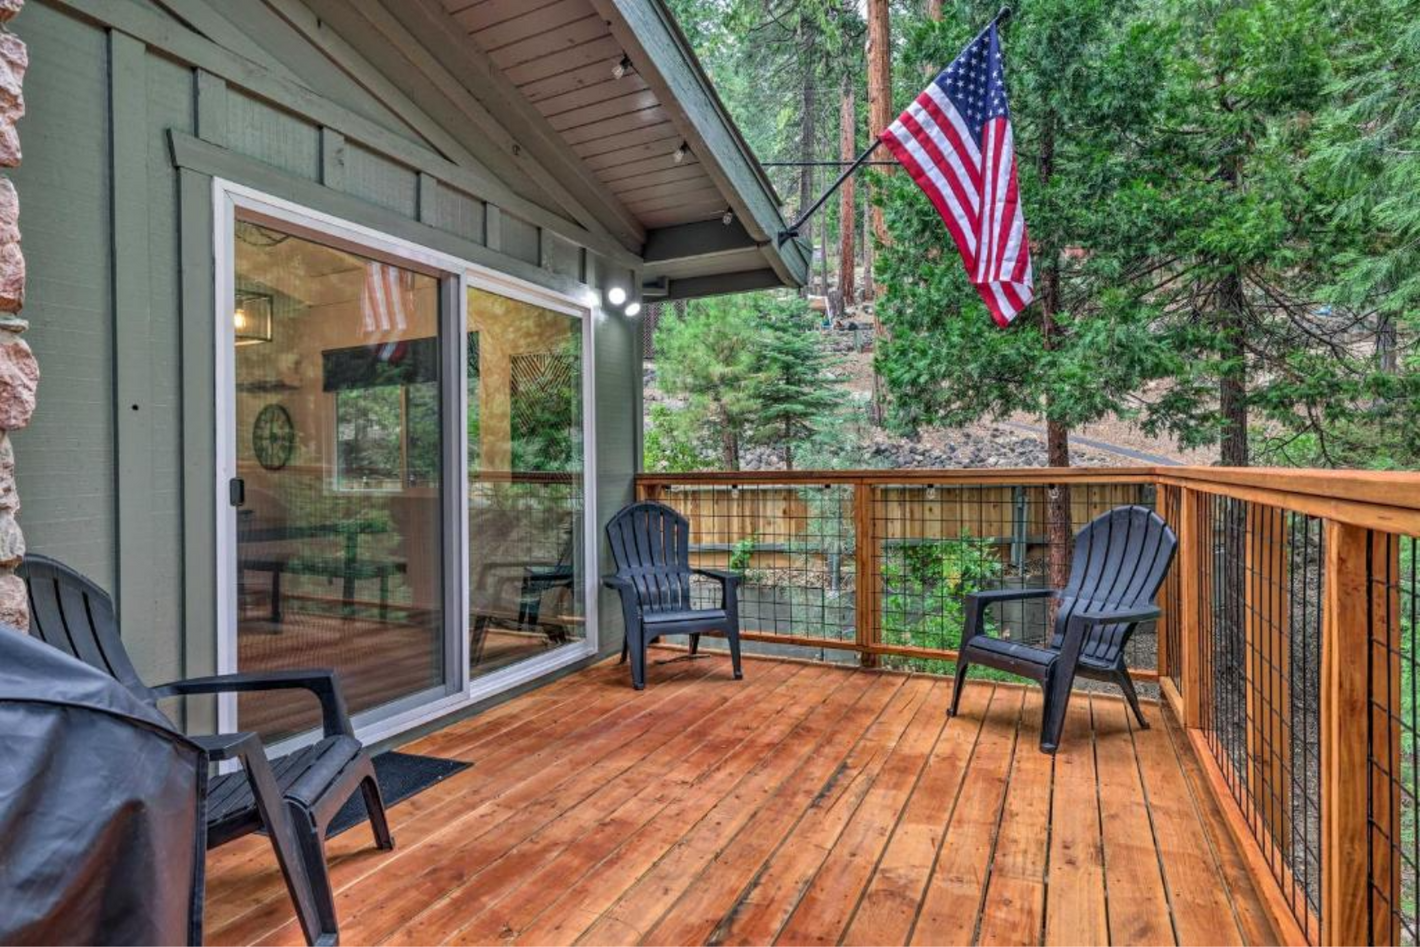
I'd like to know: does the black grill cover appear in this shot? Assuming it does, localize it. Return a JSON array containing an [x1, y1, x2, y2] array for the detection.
[[0, 627, 206, 946]]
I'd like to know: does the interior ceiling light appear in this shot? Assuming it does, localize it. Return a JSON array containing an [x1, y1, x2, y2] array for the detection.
[[624, 302, 642, 317], [606, 286, 628, 306], [612, 55, 633, 80], [672, 142, 689, 164]]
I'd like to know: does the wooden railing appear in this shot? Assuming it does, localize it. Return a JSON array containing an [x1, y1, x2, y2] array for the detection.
[[637, 465, 1420, 946]]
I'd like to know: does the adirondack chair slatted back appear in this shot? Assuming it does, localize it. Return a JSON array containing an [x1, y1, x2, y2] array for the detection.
[[1051, 505, 1177, 664], [606, 502, 694, 614], [17, 554, 157, 705]]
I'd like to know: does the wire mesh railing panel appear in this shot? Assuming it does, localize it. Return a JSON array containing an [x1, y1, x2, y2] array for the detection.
[[1198, 492, 1323, 942], [653, 483, 857, 659], [870, 481, 1158, 676], [1367, 531, 1418, 946], [1160, 484, 1183, 688]]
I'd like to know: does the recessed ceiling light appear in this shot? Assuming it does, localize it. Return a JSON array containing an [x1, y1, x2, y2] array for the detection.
[[607, 286, 628, 306], [625, 302, 642, 317]]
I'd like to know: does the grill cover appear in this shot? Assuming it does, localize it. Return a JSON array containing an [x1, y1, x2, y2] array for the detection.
[[0, 627, 205, 945]]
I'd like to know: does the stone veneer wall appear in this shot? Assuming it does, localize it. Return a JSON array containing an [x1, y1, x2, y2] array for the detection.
[[0, 0, 30, 630]]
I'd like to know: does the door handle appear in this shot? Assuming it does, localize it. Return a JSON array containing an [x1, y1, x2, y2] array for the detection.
[[229, 477, 246, 507]]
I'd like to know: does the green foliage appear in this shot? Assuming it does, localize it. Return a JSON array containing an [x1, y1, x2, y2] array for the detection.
[[644, 403, 717, 473], [878, 534, 1012, 678], [654, 295, 765, 470], [750, 299, 846, 468], [650, 292, 847, 471], [729, 534, 757, 575]]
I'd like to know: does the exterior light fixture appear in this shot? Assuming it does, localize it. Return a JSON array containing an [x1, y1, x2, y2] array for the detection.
[[233, 290, 274, 346], [606, 286, 628, 306], [613, 55, 632, 80], [672, 142, 688, 164], [722, 209, 735, 226], [625, 302, 642, 317]]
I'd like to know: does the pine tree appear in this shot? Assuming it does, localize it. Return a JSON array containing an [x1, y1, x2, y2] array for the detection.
[[654, 297, 763, 470], [750, 299, 843, 469]]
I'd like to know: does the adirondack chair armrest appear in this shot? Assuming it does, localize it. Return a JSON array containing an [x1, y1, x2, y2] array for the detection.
[[152, 670, 354, 738], [691, 568, 741, 609], [189, 730, 268, 763], [962, 587, 1056, 643], [1074, 605, 1162, 625], [1054, 605, 1163, 669], [691, 568, 740, 585], [602, 575, 635, 593]]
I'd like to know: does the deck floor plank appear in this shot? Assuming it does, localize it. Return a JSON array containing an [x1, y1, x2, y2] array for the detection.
[[353, 662, 821, 945], [374, 663, 841, 945], [909, 685, 1025, 946], [976, 690, 1053, 947], [1043, 696, 1109, 947], [202, 655, 1282, 947], [1093, 697, 1177, 946]]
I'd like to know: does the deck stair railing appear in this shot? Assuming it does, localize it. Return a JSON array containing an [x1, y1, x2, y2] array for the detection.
[[636, 466, 1420, 946]]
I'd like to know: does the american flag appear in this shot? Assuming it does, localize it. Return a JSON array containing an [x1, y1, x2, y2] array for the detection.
[[878, 22, 1033, 326], [361, 261, 413, 362]]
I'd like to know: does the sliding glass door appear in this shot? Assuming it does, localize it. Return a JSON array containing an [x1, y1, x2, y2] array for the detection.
[[466, 286, 587, 679], [228, 217, 449, 741], [217, 182, 596, 745]]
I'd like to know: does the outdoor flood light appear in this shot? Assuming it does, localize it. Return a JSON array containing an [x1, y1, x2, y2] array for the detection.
[[613, 55, 632, 80], [606, 286, 628, 306], [672, 142, 688, 164], [625, 302, 642, 317]]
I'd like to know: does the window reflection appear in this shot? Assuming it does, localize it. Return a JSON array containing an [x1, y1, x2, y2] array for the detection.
[[467, 287, 586, 677], [233, 220, 445, 740]]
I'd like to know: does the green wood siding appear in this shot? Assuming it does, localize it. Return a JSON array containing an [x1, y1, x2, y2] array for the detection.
[[11, 0, 642, 699]]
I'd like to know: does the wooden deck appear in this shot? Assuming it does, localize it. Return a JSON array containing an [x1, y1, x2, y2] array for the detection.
[[205, 652, 1281, 946]]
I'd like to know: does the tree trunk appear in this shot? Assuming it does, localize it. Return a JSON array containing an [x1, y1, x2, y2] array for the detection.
[[721, 416, 740, 471], [798, 25, 817, 228], [1216, 147, 1249, 468], [1377, 312, 1398, 374], [866, 0, 892, 247], [1036, 112, 1073, 593], [925, 0, 943, 19], [838, 82, 856, 304], [862, 193, 875, 299], [1043, 271, 1073, 594], [1217, 291, 1248, 466]]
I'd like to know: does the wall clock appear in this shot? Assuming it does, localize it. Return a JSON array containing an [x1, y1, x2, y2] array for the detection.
[[253, 403, 295, 471]]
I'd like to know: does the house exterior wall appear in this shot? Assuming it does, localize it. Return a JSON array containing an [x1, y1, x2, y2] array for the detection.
[[8, 0, 641, 729], [0, 0, 26, 631]]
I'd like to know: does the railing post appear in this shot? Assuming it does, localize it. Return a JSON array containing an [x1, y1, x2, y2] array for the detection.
[[854, 481, 879, 668], [1177, 487, 1206, 729], [1321, 519, 1370, 946], [1368, 530, 1401, 947]]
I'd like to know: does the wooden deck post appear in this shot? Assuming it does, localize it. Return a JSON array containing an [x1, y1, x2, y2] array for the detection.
[[1321, 519, 1372, 946], [854, 482, 880, 668], [1367, 530, 1402, 947], [1245, 503, 1292, 859], [1177, 487, 1206, 729]]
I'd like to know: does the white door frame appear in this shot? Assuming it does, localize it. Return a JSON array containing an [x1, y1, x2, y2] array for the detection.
[[211, 178, 599, 748]]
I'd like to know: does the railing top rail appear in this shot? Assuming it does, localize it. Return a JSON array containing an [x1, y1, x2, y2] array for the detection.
[[637, 465, 1420, 531], [637, 466, 1161, 487]]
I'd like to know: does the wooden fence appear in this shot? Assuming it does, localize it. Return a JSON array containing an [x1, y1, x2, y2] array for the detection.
[[638, 465, 1420, 946]]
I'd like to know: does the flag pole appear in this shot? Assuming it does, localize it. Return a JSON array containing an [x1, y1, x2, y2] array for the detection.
[[775, 5, 1013, 248]]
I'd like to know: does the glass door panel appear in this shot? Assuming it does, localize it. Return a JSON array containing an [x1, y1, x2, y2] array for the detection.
[[467, 286, 586, 678], [232, 219, 446, 741]]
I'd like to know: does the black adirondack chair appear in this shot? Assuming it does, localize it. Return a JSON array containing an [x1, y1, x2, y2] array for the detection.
[[950, 505, 1177, 754], [604, 501, 744, 690], [18, 554, 393, 946]]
